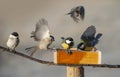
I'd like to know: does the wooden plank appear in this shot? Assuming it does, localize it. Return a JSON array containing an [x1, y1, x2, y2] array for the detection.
[[54, 49, 101, 64]]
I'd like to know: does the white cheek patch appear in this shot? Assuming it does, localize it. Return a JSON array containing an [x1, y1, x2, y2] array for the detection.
[[9, 35, 17, 39], [66, 40, 71, 44]]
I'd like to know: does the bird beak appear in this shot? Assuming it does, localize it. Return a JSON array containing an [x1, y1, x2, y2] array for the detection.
[[61, 37, 65, 40]]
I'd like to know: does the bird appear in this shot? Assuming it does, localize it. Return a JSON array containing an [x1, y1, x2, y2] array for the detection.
[[77, 25, 102, 51], [61, 37, 74, 54], [67, 5, 85, 22], [26, 18, 55, 56], [6, 32, 20, 52]]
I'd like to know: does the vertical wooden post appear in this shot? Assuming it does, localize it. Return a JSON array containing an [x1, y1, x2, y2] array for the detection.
[[67, 66, 84, 77]]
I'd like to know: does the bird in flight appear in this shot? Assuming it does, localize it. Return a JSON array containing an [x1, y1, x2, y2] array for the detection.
[[26, 18, 55, 56], [67, 6, 85, 22]]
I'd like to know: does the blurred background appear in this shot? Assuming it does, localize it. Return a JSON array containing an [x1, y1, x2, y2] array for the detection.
[[0, 0, 120, 77]]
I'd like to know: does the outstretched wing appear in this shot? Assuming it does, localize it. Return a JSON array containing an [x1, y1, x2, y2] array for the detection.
[[77, 6, 85, 20], [32, 18, 50, 41], [81, 25, 96, 43]]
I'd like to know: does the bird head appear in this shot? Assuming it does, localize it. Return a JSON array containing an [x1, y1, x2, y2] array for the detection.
[[61, 37, 65, 40], [65, 37, 74, 45], [11, 32, 19, 37], [50, 35, 55, 42]]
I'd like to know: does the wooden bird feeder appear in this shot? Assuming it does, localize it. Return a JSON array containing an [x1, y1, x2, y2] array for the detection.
[[54, 48, 101, 65], [54, 48, 102, 77]]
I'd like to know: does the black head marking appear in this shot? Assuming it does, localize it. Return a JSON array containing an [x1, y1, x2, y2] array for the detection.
[[50, 35, 55, 41], [66, 37, 74, 42], [11, 32, 19, 37]]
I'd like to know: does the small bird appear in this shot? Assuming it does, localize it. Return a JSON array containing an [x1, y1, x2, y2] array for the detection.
[[61, 37, 74, 54], [26, 18, 55, 56], [7, 32, 20, 52], [77, 25, 102, 51], [67, 6, 85, 22]]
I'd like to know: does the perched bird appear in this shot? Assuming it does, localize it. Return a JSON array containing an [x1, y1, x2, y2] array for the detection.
[[7, 32, 20, 52], [26, 18, 55, 56], [67, 6, 85, 22], [77, 25, 102, 51], [61, 37, 74, 54]]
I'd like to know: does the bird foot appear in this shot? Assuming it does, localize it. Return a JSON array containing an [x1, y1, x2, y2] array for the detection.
[[67, 50, 72, 55], [25, 46, 38, 56]]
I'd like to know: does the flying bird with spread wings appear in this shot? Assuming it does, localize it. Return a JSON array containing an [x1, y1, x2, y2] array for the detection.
[[26, 18, 55, 56], [77, 25, 102, 51], [67, 5, 85, 22]]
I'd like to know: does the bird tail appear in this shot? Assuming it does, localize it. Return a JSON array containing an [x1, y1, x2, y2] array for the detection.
[[30, 31, 35, 38], [66, 12, 71, 15], [92, 33, 102, 46], [95, 33, 102, 40]]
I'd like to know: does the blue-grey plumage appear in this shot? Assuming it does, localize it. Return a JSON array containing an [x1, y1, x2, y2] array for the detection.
[[92, 33, 102, 46], [7, 32, 20, 52], [77, 26, 102, 51], [67, 6, 85, 22], [81, 25, 96, 43], [30, 18, 55, 50]]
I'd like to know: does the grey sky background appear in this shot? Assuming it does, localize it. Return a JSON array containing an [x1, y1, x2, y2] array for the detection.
[[0, 0, 120, 77]]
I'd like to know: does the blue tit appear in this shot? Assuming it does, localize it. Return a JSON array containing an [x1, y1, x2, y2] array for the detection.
[[61, 37, 74, 54], [77, 25, 102, 51], [67, 6, 85, 22], [7, 32, 20, 52]]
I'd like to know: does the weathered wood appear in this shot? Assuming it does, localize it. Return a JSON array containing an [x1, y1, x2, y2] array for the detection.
[[79, 67, 84, 77], [67, 66, 84, 77]]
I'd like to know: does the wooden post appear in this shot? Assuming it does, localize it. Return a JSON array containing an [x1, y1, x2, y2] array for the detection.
[[67, 66, 84, 77]]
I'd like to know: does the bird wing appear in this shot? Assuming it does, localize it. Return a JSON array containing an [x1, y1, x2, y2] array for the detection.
[[71, 12, 79, 22], [70, 6, 85, 22], [81, 25, 96, 42], [32, 18, 50, 41], [92, 33, 102, 46], [15, 38, 20, 48], [76, 6, 85, 20]]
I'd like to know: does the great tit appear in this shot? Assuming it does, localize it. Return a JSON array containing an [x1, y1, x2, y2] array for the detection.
[[61, 37, 74, 54], [67, 6, 85, 22], [7, 32, 20, 52], [26, 18, 55, 56], [77, 25, 102, 51]]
